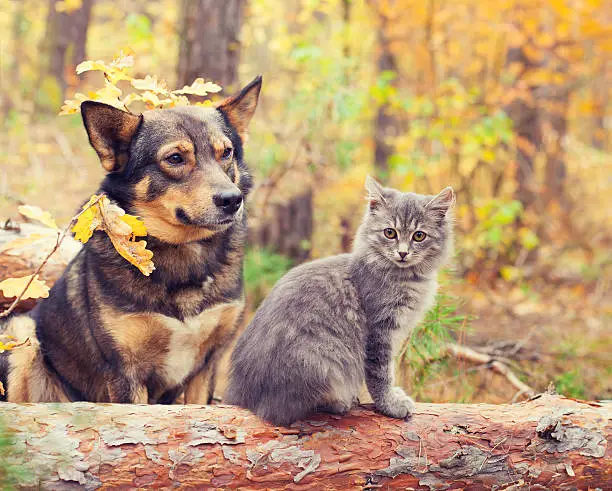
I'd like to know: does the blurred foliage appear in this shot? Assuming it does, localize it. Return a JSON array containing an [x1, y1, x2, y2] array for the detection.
[[555, 370, 587, 399], [244, 248, 294, 308]]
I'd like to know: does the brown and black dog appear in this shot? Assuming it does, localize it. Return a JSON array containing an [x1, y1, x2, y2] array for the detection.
[[0, 76, 262, 404]]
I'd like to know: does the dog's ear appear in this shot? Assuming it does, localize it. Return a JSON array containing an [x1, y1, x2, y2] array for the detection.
[[216, 76, 262, 143], [81, 101, 143, 173]]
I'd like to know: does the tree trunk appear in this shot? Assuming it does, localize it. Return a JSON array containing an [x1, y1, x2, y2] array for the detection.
[[177, 0, 245, 89], [248, 190, 313, 263], [504, 44, 541, 210], [70, 0, 94, 69], [0, 395, 609, 489], [372, 18, 399, 182], [42, 0, 94, 99]]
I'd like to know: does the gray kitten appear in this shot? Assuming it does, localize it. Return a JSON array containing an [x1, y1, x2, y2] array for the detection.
[[226, 177, 454, 426]]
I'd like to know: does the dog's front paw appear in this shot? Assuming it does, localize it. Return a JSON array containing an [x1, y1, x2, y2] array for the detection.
[[376, 387, 415, 419]]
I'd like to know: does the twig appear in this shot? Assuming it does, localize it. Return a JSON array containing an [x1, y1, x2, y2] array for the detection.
[[446, 344, 536, 399], [0, 195, 105, 319]]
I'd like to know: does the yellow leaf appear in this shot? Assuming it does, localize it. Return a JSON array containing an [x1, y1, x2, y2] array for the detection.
[[91, 82, 124, 108], [72, 195, 104, 244], [71, 195, 154, 275], [109, 51, 135, 70], [120, 215, 147, 237], [173, 78, 222, 97], [0, 275, 50, 300], [59, 93, 88, 115], [131, 75, 169, 95], [76, 59, 110, 75], [122, 92, 143, 108], [108, 236, 155, 276], [140, 91, 163, 108], [17, 205, 58, 229], [55, 0, 82, 13], [0, 336, 31, 354]]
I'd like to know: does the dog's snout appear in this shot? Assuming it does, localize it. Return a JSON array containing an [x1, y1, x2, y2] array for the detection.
[[214, 190, 243, 214]]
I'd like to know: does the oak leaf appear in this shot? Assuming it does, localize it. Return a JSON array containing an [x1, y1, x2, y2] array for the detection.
[[173, 78, 222, 97], [0, 275, 50, 300], [72, 195, 155, 276]]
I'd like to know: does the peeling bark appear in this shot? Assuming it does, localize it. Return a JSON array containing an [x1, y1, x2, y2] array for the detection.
[[0, 395, 609, 489]]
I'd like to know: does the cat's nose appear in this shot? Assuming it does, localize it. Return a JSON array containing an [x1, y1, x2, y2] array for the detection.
[[398, 251, 408, 259]]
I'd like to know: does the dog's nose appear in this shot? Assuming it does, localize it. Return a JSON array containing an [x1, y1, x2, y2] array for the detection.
[[214, 190, 243, 214], [398, 251, 408, 259]]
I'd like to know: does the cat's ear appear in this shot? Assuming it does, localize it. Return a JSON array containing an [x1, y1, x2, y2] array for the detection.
[[365, 175, 386, 211], [426, 186, 455, 219]]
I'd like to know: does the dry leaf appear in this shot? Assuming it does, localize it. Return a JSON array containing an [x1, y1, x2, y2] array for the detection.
[[72, 195, 155, 275], [0, 275, 50, 300], [0, 336, 31, 354], [173, 78, 222, 96], [131, 75, 169, 94], [17, 205, 58, 229]]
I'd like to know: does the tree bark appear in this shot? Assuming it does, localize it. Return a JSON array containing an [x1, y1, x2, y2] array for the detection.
[[372, 16, 399, 182], [177, 0, 245, 89], [248, 190, 313, 263], [0, 395, 609, 489], [42, 0, 94, 98], [504, 44, 541, 211]]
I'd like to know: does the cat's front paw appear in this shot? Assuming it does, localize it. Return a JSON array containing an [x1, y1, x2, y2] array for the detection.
[[376, 387, 415, 419]]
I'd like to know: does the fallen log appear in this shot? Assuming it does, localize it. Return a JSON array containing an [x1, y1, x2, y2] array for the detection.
[[0, 394, 609, 489]]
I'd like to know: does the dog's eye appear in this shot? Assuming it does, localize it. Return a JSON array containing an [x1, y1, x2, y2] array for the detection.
[[413, 231, 427, 242], [166, 153, 184, 165], [222, 147, 233, 160], [383, 228, 397, 239]]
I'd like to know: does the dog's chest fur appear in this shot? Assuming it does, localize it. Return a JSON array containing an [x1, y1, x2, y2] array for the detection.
[[93, 231, 246, 395], [104, 299, 242, 388]]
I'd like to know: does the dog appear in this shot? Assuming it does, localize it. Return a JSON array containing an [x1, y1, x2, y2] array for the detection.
[[0, 76, 262, 404]]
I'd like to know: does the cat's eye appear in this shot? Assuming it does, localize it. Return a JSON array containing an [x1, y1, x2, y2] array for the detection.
[[413, 231, 427, 242], [383, 228, 397, 239], [166, 153, 184, 165], [222, 147, 233, 160]]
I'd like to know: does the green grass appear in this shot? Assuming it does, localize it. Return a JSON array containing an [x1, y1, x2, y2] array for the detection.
[[244, 247, 293, 308], [554, 370, 587, 399]]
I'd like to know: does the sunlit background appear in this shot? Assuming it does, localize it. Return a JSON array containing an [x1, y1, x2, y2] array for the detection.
[[0, 0, 610, 402]]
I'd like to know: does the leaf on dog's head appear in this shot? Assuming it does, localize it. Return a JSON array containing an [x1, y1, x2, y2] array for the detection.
[[173, 78, 222, 97], [0, 275, 50, 300], [131, 75, 169, 94], [72, 194, 154, 275], [18, 205, 58, 230]]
